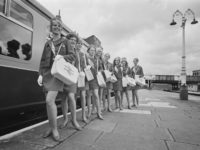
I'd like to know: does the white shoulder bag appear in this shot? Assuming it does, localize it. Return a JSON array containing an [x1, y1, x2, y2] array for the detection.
[[51, 42, 79, 85], [77, 52, 85, 88]]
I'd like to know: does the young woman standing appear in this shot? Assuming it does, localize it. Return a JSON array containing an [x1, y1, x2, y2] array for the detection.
[[121, 57, 131, 109], [95, 47, 105, 111], [130, 58, 144, 107], [113, 57, 123, 110], [102, 53, 113, 112], [75, 40, 89, 123], [87, 46, 103, 120], [37, 16, 76, 141], [59, 33, 82, 131]]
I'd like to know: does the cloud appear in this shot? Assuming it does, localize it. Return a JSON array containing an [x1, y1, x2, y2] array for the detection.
[[39, 0, 200, 75]]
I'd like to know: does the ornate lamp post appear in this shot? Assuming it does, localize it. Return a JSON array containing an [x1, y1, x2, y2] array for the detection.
[[170, 9, 198, 100]]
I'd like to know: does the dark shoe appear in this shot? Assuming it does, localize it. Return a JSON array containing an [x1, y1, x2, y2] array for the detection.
[[128, 106, 132, 109], [108, 108, 112, 112], [42, 129, 52, 138], [132, 104, 136, 107]]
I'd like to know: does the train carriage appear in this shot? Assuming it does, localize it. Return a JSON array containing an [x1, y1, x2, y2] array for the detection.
[[0, 0, 88, 135]]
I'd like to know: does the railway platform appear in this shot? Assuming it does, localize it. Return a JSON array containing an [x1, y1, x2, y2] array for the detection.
[[0, 89, 200, 150]]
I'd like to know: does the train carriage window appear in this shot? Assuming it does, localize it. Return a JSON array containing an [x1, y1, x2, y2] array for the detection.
[[10, 0, 33, 28], [0, 16, 32, 60], [0, 0, 5, 13]]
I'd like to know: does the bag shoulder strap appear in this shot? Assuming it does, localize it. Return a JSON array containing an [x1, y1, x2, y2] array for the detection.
[[96, 58, 99, 72], [51, 41, 63, 56], [76, 51, 81, 72]]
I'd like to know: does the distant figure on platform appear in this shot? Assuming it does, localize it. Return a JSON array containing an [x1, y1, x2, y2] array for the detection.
[[7, 39, 20, 59]]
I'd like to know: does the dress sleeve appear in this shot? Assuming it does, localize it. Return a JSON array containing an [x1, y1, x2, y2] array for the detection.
[[127, 67, 131, 77], [39, 42, 49, 76], [139, 66, 144, 78]]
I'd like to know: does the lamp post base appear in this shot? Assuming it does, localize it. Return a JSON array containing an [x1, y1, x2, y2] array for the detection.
[[180, 85, 188, 100]]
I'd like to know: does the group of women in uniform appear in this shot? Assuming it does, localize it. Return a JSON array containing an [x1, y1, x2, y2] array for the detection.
[[37, 16, 144, 141]]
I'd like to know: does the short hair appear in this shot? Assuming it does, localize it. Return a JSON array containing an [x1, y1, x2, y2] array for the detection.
[[133, 57, 139, 62], [66, 32, 79, 43], [7, 39, 20, 50]]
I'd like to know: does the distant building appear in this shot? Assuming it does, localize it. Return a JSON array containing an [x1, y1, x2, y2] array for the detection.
[[84, 35, 101, 48], [188, 70, 200, 92], [192, 70, 200, 76]]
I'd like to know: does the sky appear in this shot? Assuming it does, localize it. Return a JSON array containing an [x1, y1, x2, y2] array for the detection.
[[39, 0, 200, 75]]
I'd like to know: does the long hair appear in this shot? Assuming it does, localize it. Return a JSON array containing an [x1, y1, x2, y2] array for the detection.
[[113, 57, 121, 68], [87, 45, 96, 57]]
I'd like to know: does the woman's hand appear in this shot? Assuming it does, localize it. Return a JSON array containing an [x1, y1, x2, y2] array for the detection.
[[37, 75, 43, 86]]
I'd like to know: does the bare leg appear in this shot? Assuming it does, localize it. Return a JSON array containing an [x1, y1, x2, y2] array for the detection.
[[107, 88, 112, 112], [102, 88, 106, 111], [45, 91, 60, 141], [132, 90, 136, 107], [68, 93, 81, 130], [114, 91, 118, 109], [125, 90, 131, 109], [135, 89, 139, 106], [121, 91, 124, 108], [60, 95, 69, 128], [91, 95, 96, 114], [81, 90, 88, 123], [86, 90, 91, 119], [93, 89, 103, 120], [99, 87, 105, 110], [117, 91, 122, 110]]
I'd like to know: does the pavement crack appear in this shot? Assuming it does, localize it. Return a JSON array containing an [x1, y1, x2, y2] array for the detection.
[[94, 131, 104, 143], [154, 119, 159, 127], [163, 140, 170, 150], [111, 123, 118, 133], [158, 115, 162, 121], [167, 128, 176, 142]]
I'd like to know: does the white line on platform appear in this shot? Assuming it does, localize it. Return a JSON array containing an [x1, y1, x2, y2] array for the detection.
[[140, 102, 177, 108], [144, 98, 161, 101], [0, 108, 82, 141], [115, 109, 151, 115]]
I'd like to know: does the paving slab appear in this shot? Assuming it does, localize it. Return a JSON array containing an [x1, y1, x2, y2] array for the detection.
[[94, 132, 168, 150], [67, 128, 103, 146], [53, 141, 98, 150], [157, 119, 200, 131], [86, 120, 116, 133], [113, 123, 171, 141], [0, 139, 45, 150], [167, 141, 200, 150], [169, 128, 200, 145]]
